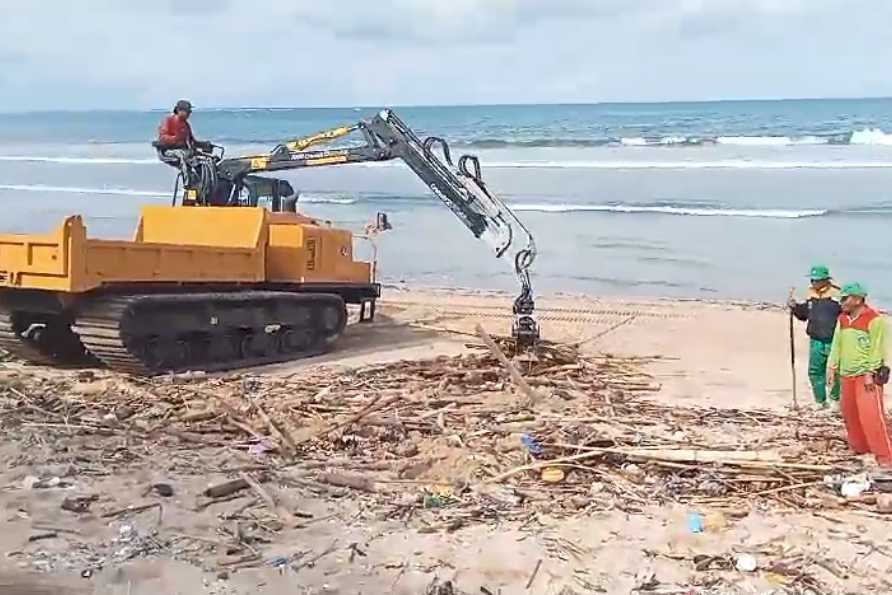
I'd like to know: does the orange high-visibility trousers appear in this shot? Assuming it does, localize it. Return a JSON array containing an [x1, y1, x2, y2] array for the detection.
[[840, 375, 892, 465]]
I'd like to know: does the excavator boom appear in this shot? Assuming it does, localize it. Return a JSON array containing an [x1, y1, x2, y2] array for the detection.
[[185, 110, 539, 346]]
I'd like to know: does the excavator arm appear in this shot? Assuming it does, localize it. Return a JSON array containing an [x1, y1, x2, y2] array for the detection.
[[180, 109, 539, 347]]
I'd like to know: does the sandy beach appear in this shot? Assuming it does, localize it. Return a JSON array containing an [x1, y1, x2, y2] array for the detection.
[[1, 287, 890, 594]]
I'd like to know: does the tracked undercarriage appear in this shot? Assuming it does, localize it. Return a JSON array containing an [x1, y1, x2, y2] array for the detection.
[[0, 291, 349, 374]]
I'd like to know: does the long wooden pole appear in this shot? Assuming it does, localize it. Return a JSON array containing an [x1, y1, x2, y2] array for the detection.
[[788, 287, 799, 412]]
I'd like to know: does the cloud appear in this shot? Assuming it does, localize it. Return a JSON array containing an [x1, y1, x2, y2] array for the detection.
[[0, 0, 890, 109]]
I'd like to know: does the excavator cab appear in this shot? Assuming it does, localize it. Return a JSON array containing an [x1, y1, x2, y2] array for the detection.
[[234, 176, 298, 212]]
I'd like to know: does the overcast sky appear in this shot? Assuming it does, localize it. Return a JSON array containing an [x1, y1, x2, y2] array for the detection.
[[2, 0, 891, 110]]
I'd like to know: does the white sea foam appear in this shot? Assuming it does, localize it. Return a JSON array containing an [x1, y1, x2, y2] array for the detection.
[[0, 155, 157, 164], [300, 195, 359, 205], [0, 184, 164, 196], [481, 160, 892, 170], [508, 203, 827, 218], [619, 137, 649, 146], [849, 128, 892, 146], [717, 136, 801, 146]]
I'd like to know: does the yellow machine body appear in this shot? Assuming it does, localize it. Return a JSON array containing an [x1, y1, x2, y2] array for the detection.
[[0, 206, 377, 374], [0, 206, 371, 292]]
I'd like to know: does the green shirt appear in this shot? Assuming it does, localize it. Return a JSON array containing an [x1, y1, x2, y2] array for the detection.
[[828, 307, 886, 377]]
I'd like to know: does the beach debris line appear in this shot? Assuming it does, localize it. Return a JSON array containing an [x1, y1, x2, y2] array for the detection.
[[0, 330, 879, 586]]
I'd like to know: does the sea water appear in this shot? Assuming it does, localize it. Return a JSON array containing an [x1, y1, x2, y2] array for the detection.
[[2, 99, 892, 303]]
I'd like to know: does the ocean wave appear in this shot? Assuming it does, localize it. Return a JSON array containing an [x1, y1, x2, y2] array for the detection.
[[715, 135, 826, 146], [849, 128, 892, 146], [509, 203, 826, 218], [300, 194, 359, 205], [3, 154, 890, 170], [480, 160, 892, 169], [0, 155, 157, 165], [4, 182, 891, 221], [0, 184, 164, 197], [452, 128, 892, 148]]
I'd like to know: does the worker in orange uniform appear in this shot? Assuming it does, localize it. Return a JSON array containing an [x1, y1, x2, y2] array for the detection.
[[827, 282, 891, 465]]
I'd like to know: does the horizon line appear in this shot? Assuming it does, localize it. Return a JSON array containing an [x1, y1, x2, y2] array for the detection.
[[2, 95, 891, 114]]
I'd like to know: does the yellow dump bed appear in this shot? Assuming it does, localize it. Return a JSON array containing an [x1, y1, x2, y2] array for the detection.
[[0, 206, 371, 293]]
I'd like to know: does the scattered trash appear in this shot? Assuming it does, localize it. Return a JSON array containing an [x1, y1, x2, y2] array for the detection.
[[248, 440, 274, 457], [425, 578, 456, 595], [430, 484, 454, 498], [687, 511, 704, 534], [621, 463, 644, 479], [61, 495, 98, 514], [825, 473, 872, 497], [267, 555, 289, 568], [735, 553, 758, 572], [521, 433, 543, 455], [423, 494, 447, 509], [540, 467, 565, 483], [151, 483, 174, 498], [23, 476, 69, 490], [80, 569, 93, 579], [841, 477, 872, 498], [203, 478, 251, 499]]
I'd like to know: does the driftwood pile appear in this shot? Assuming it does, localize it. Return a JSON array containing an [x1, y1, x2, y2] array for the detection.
[[0, 328, 873, 524], [2, 329, 889, 592]]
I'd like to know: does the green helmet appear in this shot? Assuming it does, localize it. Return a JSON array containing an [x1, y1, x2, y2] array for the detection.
[[840, 281, 868, 298], [808, 264, 831, 281]]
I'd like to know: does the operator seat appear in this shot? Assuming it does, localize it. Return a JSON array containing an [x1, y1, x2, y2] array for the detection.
[[151, 141, 181, 167]]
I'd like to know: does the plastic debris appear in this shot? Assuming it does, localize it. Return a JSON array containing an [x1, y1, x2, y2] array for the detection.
[[521, 433, 543, 455], [735, 553, 757, 572], [841, 478, 872, 498], [152, 483, 174, 498], [423, 494, 447, 509], [687, 511, 704, 534], [540, 467, 565, 483], [61, 495, 98, 514], [248, 441, 273, 457]]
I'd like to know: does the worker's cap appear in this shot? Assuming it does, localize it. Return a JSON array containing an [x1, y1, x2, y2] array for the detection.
[[808, 264, 831, 281], [840, 282, 868, 298], [174, 99, 193, 114]]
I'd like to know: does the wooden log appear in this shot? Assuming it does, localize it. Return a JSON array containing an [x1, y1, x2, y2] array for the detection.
[[317, 471, 378, 493], [203, 478, 250, 499], [475, 325, 541, 405], [255, 403, 298, 456]]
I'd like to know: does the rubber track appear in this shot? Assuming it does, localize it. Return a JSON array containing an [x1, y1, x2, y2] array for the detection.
[[74, 292, 346, 375], [0, 311, 60, 366]]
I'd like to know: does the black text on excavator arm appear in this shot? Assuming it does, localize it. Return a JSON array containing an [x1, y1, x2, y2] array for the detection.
[[175, 110, 539, 347]]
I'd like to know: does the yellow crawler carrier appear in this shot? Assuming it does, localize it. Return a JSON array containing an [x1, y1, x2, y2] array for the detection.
[[0, 206, 376, 373], [0, 110, 538, 374]]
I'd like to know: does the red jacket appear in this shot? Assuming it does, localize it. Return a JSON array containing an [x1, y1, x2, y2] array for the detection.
[[157, 114, 194, 148]]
